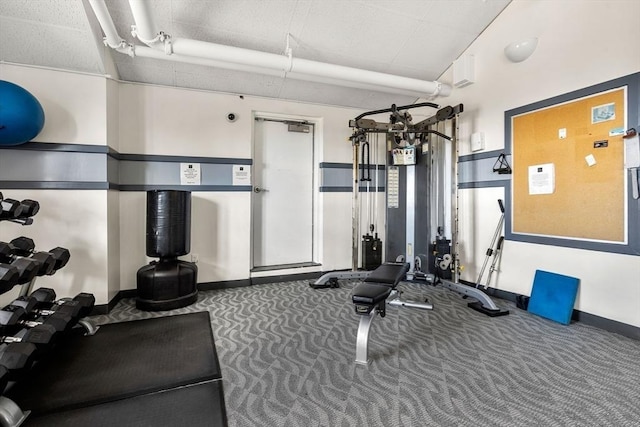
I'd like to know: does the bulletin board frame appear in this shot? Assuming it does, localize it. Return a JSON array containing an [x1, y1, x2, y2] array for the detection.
[[504, 72, 640, 255]]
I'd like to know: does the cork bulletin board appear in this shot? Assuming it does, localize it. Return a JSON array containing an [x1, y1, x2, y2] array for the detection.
[[511, 87, 626, 242]]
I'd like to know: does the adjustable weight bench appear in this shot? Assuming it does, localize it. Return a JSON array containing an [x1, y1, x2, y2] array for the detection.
[[351, 262, 433, 365]]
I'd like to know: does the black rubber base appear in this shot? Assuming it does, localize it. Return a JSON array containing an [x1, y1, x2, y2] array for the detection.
[[23, 380, 227, 427], [136, 291, 198, 311], [468, 301, 510, 317], [309, 282, 339, 289], [7, 311, 221, 415], [309, 278, 339, 289]]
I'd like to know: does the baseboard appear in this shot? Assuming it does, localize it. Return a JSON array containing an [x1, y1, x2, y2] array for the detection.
[[95, 275, 639, 341], [249, 271, 323, 285], [98, 272, 325, 315], [459, 280, 639, 341], [570, 310, 640, 340], [198, 279, 251, 290], [90, 289, 136, 315]]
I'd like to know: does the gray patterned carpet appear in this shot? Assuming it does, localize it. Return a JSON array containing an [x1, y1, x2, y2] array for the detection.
[[90, 279, 640, 427]]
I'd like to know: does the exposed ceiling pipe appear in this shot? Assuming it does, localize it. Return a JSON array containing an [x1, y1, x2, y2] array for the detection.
[[88, 0, 125, 49], [88, 0, 283, 77], [86, 6, 421, 96], [90, 0, 452, 98]]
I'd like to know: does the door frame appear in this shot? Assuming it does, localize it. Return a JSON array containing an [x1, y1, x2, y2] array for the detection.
[[250, 111, 323, 276]]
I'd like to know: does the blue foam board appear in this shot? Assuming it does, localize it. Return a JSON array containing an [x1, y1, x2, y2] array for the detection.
[[527, 270, 580, 325]]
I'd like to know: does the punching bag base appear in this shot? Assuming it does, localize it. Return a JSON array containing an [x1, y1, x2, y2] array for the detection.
[[136, 292, 198, 312], [136, 260, 198, 311]]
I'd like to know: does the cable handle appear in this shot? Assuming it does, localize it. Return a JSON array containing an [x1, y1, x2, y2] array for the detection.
[[498, 199, 505, 213], [360, 141, 371, 182]]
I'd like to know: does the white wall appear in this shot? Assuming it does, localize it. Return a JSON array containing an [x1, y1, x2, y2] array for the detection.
[[0, 64, 111, 306], [434, 0, 640, 327], [119, 191, 252, 287], [0, 190, 110, 305], [116, 83, 364, 287], [0, 64, 108, 146], [0, 64, 370, 306]]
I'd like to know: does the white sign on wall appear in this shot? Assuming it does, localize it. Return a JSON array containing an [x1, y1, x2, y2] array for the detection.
[[233, 165, 251, 186], [180, 163, 201, 185]]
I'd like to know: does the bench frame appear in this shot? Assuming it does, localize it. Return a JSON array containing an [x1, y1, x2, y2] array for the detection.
[[354, 288, 433, 365]]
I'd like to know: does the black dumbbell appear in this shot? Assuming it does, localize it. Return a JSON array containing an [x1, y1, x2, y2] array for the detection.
[[0, 324, 56, 351], [0, 252, 40, 290], [0, 263, 20, 294], [0, 193, 39, 225], [0, 245, 40, 287], [0, 241, 39, 286], [0, 197, 23, 220], [0, 242, 39, 291], [10, 294, 92, 325], [0, 365, 8, 394], [29, 288, 95, 319], [0, 306, 72, 336], [9, 237, 70, 274], [0, 342, 37, 380], [16, 199, 39, 219], [0, 237, 56, 276], [7, 258, 39, 285]]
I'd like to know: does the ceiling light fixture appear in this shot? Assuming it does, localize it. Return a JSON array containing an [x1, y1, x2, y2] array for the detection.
[[504, 37, 538, 63]]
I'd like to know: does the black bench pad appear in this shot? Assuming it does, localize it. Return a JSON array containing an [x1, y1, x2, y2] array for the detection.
[[7, 311, 220, 415], [352, 282, 393, 305], [364, 262, 409, 285]]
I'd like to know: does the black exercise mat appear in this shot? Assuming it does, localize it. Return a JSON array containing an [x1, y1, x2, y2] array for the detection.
[[23, 380, 227, 427], [7, 311, 221, 414]]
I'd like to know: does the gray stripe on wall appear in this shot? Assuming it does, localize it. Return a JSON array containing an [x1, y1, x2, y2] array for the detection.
[[0, 145, 253, 192], [458, 155, 512, 184], [8, 142, 110, 153], [114, 153, 253, 165], [0, 181, 110, 190], [321, 164, 385, 190], [320, 186, 385, 192], [118, 185, 252, 192], [0, 149, 106, 182], [118, 161, 238, 187], [107, 155, 119, 185], [459, 150, 508, 162], [459, 180, 510, 189]]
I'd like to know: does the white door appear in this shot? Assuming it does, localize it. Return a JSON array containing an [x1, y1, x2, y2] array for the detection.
[[252, 118, 314, 269]]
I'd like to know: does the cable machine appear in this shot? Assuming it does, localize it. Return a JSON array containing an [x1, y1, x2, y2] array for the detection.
[[311, 102, 508, 316]]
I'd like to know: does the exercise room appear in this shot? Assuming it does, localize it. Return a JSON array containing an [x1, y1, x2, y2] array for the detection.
[[0, 0, 638, 426]]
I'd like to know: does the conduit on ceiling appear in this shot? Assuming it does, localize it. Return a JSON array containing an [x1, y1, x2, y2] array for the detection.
[[88, 0, 452, 99]]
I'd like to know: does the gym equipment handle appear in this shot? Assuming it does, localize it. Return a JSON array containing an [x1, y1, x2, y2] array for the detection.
[[498, 199, 505, 213]]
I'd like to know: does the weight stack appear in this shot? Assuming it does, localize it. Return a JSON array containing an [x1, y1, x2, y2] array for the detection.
[[361, 234, 382, 270], [429, 237, 452, 279], [136, 190, 198, 311]]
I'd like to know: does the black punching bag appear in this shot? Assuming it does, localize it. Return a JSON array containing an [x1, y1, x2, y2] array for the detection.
[[137, 189, 197, 311], [146, 190, 191, 258]]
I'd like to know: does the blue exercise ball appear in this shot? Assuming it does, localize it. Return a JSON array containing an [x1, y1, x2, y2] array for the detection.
[[0, 80, 45, 146]]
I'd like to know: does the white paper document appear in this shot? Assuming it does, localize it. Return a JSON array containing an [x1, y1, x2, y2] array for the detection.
[[528, 163, 555, 195]]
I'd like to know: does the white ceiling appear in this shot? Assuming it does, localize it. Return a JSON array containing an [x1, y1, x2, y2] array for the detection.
[[0, 0, 511, 109]]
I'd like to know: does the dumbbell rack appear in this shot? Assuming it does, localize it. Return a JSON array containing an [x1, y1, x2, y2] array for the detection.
[[0, 192, 99, 427]]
